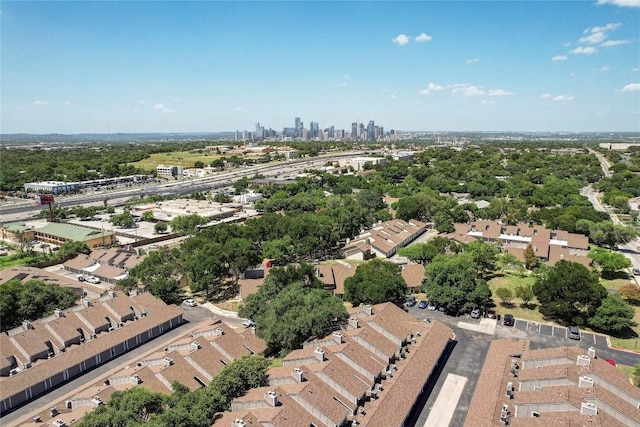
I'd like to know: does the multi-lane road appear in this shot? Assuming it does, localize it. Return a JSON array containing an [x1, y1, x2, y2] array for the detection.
[[0, 151, 364, 222]]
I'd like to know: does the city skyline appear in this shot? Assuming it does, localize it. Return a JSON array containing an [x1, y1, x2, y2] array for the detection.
[[2, 1, 639, 134]]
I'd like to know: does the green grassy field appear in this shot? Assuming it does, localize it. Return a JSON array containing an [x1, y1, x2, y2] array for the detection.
[[128, 151, 224, 171], [489, 272, 640, 351]]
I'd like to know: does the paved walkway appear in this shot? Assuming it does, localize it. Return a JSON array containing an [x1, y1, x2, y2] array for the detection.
[[457, 318, 497, 335], [423, 374, 468, 427]]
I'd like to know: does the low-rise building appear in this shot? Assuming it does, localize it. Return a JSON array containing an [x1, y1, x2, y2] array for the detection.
[[465, 339, 640, 426], [342, 219, 428, 259], [0, 290, 183, 416], [450, 220, 590, 266], [156, 165, 183, 178], [213, 302, 454, 426], [0, 222, 116, 249]]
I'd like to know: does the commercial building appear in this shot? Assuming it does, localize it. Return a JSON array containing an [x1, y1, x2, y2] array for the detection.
[[0, 222, 117, 249], [156, 165, 183, 178], [466, 339, 640, 426], [23, 181, 79, 195], [338, 156, 387, 171], [0, 290, 183, 415]]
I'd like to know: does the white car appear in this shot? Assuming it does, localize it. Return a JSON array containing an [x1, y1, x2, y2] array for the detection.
[[242, 319, 255, 328], [86, 276, 101, 284], [183, 299, 197, 307]]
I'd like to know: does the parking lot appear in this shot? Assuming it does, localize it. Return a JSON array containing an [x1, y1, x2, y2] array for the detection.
[[512, 318, 602, 347]]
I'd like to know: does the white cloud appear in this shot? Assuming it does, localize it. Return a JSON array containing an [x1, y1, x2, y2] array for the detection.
[[139, 100, 147, 104], [583, 23, 621, 34], [596, 0, 640, 7], [466, 58, 480, 63], [235, 106, 244, 111], [64, 101, 71, 105], [571, 46, 597, 54], [392, 34, 410, 46], [34, 100, 49, 105], [344, 75, 350, 79], [633, 68, 640, 72], [563, 42, 572, 47], [579, 32, 606, 44], [540, 94, 553, 99], [600, 39, 628, 47], [451, 84, 485, 96], [415, 100, 422, 104], [414, 33, 432, 42], [418, 82, 445, 95], [338, 82, 349, 87], [481, 100, 496, 105], [552, 55, 568, 61], [488, 89, 514, 96], [621, 83, 640, 92], [152, 103, 174, 113], [553, 95, 574, 101], [389, 94, 397, 99], [569, 72, 577, 77], [598, 65, 611, 72]]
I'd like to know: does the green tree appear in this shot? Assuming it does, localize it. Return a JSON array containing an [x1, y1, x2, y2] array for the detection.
[[105, 206, 115, 214], [514, 284, 535, 306], [128, 249, 183, 304], [110, 212, 136, 228], [213, 193, 232, 203], [344, 259, 408, 307], [533, 260, 608, 325], [170, 214, 208, 235], [588, 294, 634, 333], [524, 244, 539, 270], [141, 210, 155, 222], [154, 221, 168, 234], [0, 279, 77, 332], [588, 247, 632, 279], [423, 254, 492, 312], [495, 287, 514, 305], [464, 240, 500, 279], [56, 241, 91, 259]]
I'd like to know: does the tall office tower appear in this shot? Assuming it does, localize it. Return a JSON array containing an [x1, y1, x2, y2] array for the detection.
[[255, 122, 265, 141], [351, 122, 358, 140], [242, 130, 247, 141], [336, 129, 345, 140], [329, 126, 335, 138], [235, 130, 240, 141], [310, 121, 319, 138], [359, 123, 365, 139], [367, 120, 375, 141]]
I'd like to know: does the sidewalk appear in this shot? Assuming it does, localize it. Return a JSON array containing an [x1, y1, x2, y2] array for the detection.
[[201, 301, 239, 318]]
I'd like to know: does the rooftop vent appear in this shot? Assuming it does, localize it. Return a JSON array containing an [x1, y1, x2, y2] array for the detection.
[[505, 382, 514, 399], [332, 331, 344, 344], [314, 347, 325, 362], [578, 376, 594, 388], [348, 317, 360, 329], [364, 305, 373, 316], [576, 355, 591, 366], [108, 290, 116, 298], [587, 347, 596, 358], [54, 308, 64, 318], [232, 419, 246, 427], [23, 320, 33, 330], [292, 367, 305, 382], [264, 390, 279, 407], [581, 402, 598, 416]]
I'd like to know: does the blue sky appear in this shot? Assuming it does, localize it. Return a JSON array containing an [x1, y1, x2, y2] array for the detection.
[[2, 1, 639, 134]]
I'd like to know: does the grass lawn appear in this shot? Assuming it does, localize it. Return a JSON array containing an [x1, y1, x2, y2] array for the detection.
[[128, 151, 224, 171], [215, 300, 242, 313], [489, 273, 640, 351], [488, 274, 545, 323]]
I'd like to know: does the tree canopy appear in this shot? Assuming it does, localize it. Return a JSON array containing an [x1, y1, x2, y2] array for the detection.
[[422, 253, 492, 312], [588, 294, 635, 333], [532, 260, 608, 325], [588, 247, 632, 279], [344, 259, 408, 307], [0, 279, 77, 332]]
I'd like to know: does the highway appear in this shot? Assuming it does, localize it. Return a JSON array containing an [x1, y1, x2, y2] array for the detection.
[[0, 151, 364, 222]]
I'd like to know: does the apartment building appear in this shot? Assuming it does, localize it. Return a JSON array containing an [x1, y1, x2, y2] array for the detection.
[[214, 302, 455, 426], [0, 290, 183, 416], [466, 339, 640, 426], [342, 219, 428, 260], [451, 220, 590, 266]]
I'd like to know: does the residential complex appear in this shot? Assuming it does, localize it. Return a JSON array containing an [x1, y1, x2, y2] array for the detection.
[[466, 339, 640, 427], [342, 218, 427, 260], [451, 220, 591, 266], [0, 290, 183, 415]]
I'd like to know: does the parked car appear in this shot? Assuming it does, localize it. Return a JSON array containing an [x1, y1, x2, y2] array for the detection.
[[427, 302, 437, 311], [470, 308, 481, 319], [405, 296, 417, 307], [183, 299, 197, 307], [417, 300, 428, 309], [242, 319, 255, 328], [86, 276, 100, 284], [568, 325, 580, 340], [633, 268, 640, 276], [503, 314, 514, 326], [437, 306, 447, 312]]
